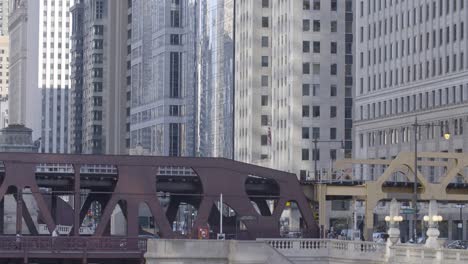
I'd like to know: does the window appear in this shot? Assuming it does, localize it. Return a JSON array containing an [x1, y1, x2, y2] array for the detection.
[[303, 0, 310, 10], [303, 63, 310, 74], [330, 85, 337, 96], [261, 96, 268, 106], [312, 127, 320, 139], [313, 0, 320, 10], [303, 84, 310, 96], [262, 17, 269, 27], [169, 105, 180, 116], [312, 149, 320, 161], [303, 19, 310, 31], [302, 127, 310, 139], [313, 64, 320, 75], [262, 0, 269, 8], [170, 34, 180, 45], [330, 64, 337, 75], [313, 106, 320, 117], [330, 149, 337, 160], [261, 75, 268, 86], [330, 42, 336, 54], [312, 84, 320, 96], [330, 106, 337, 118], [302, 105, 310, 117], [331, 21, 337, 32], [330, 128, 337, 140], [261, 36, 269, 47], [303, 41, 310, 52], [313, 20, 321, 32], [261, 56, 269, 67], [261, 115, 268, 126], [169, 123, 181, 156], [331, 0, 337, 11], [303, 41, 316, 53], [261, 135, 268, 146], [302, 149, 309, 160], [169, 52, 181, 98]]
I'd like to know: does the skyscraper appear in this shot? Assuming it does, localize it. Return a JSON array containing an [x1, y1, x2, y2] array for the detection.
[[0, 0, 8, 36], [354, 0, 468, 180], [0, 36, 8, 98], [130, 0, 197, 157], [9, 0, 73, 153], [197, 0, 234, 158], [234, 0, 354, 177], [69, 0, 130, 154]]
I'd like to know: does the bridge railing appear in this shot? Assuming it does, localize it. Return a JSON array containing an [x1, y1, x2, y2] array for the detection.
[[0, 236, 147, 253], [258, 238, 386, 261]]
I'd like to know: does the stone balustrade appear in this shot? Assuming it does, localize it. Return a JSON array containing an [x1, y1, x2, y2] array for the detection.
[[259, 238, 386, 263], [258, 239, 468, 264]]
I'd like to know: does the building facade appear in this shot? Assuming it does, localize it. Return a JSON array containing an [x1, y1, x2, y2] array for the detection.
[[130, 0, 197, 157], [235, 0, 354, 177], [355, 0, 468, 180], [0, 0, 8, 36], [69, 0, 130, 155], [0, 36, 8, 98], [9, 0, 73, 153], [196, 0, 234, 158]]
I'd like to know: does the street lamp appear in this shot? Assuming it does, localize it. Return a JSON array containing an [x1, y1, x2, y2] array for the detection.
[[412, 117, 450, 242], [455, 204, 465, 240], [312, 138, 344, 181]]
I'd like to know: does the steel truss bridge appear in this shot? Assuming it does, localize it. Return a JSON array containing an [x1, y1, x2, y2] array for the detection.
[[301, 152, 468, 240], [0, 153, 317, 263]]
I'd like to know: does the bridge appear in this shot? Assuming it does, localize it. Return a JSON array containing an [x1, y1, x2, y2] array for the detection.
[[0, 152, 318, 263], [302, 152, 468, 240]]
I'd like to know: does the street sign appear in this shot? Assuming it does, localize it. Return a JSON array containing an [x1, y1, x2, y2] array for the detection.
[[401, 208, 417, 214]]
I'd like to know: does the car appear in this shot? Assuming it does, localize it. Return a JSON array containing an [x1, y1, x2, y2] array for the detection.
[[372, 232, 388, 243], [446, 240, 468, 249]]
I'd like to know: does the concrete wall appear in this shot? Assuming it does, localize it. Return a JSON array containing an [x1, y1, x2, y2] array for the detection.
[[145, 239, 293, 264]]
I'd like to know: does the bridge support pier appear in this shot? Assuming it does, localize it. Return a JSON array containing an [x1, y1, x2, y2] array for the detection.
[[317, 185, 328, 237], [365, 198, 378, 241]]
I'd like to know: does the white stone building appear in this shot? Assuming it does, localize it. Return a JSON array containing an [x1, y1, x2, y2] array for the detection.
[[354, 0, 468, 180], [235, 0, 354, 177], [9, 0, 73, 153]]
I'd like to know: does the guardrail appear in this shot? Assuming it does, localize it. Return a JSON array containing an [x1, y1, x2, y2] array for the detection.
[[391, 245, 468, 263]]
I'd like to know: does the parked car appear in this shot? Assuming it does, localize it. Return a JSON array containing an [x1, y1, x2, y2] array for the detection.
[[372, 232, 388, 243], [446, 240, 468, 249]]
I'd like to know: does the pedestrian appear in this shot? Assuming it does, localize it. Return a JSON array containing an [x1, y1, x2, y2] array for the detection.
[[15, 233, 21, 250]]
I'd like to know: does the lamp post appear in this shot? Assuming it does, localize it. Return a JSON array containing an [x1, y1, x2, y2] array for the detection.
[[385, 199, 403, 246], [455, 204, 465, 240], [312, 138, 344, 181], [411, 117, 450, 242]]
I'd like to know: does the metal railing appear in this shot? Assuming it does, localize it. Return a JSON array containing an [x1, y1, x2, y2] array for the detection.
[[0, 236, 147, 253]]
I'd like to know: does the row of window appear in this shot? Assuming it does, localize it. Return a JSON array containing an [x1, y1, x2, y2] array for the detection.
[[360, 0, 464, 18], [359, 85, 468, 120], [360, 22, 464, 50], [302, 127, 338, 140], [304, 0, 352, 12], [303, 41, 338, 54], [301, 148, 337, 161], [359, 118, 463, 148], [359, 52, 465, 94], [302, 105, 337, 118]]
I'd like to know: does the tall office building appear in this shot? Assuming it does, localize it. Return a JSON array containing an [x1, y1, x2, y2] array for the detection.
[[130, 0, 197, 157], [197, 0, 234, 158], [235, 0, 354, 177], [354, 0, 468, 180], [69, 0, 130, 154], [0, 36, 8, 98], [9, 0, 73, 153], [0, 0, 8, 36]]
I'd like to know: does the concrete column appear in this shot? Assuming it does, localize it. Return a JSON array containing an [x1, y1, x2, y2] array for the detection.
[[463, 220, 467, 240], [73, 165, 81, 236], [448, 220, 453, 240], [317, 185, 327, 238], [16, 189, 23, 234]]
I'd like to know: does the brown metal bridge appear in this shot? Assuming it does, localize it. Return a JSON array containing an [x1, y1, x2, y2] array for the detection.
[[0, 152, 318, 263]]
